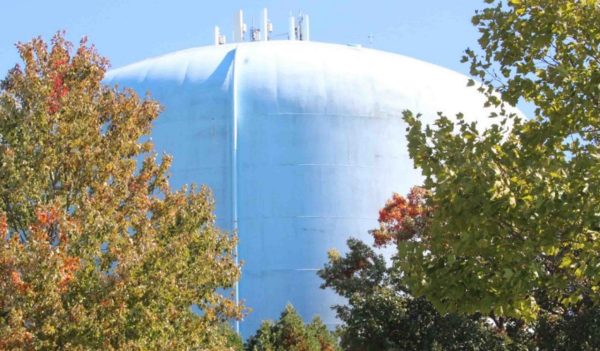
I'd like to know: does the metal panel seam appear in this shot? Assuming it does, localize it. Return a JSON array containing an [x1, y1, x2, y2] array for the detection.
[[231, 45, 240, 334]]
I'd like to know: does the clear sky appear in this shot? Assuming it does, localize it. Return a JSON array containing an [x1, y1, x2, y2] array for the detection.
[[1, 1, 484, 77]]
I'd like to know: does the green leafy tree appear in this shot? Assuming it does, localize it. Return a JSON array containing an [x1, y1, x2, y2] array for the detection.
[[325, 189, 600, 350], [400, 0, 599, 322], [220, 323, 245, 351], [319, 239, 522, 351], [245, 304, 339, 351], [535, 305, 600, 350], [0, 33, 243, 350]]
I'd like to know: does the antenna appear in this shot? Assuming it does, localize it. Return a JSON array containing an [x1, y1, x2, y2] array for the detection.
[[249, 16, 261, 42], [261, 8, 269, 41], [288, 14, 296, 40], [214, 26, 226, 45], [233, 10, 246, 42], [250, 27, 260, 41], [289, 12, 310, 41], [213, 8, 308, 44], [300, 14, 310, 41]]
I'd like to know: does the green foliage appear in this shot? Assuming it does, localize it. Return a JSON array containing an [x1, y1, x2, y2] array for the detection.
[[220, 323, 245, 351], [245, 304, 339, 351], [535, 303, 600, 350], [401, 0, 600, 321], [318, 239, 521, 351], [0, 33, 243, 349]]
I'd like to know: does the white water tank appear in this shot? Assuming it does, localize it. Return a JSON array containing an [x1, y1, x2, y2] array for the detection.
[[105, 40, 495, 337]]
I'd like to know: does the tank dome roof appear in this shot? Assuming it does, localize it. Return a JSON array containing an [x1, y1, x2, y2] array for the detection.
[[105, 40, 491, 123]]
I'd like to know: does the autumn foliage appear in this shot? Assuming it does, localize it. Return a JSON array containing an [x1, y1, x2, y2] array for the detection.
[[370, 187, 430, 247], [0, 33, 243, 350]]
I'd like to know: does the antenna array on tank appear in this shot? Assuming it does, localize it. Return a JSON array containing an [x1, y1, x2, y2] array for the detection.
[[213, 8, 309, 45], [297, 13, 310, 41], [213, 26, 226, 45]]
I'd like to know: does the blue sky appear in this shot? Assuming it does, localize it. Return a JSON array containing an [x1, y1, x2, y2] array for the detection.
[[1, 1, 483, 76]]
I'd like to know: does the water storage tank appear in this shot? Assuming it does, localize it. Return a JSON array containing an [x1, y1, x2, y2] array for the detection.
[[105, 40, 493, 337]]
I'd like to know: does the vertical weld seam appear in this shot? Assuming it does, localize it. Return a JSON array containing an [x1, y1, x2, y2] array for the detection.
[[231, 45, 241, 335]]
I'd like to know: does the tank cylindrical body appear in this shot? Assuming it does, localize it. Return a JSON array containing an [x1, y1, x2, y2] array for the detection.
[[105, 41, 492, 337]]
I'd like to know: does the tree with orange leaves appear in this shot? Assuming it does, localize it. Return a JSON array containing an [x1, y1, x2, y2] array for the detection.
[[370, 187, 430, 247], [0, 33, 243, 350]]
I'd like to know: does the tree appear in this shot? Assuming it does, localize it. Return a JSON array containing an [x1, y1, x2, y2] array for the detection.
[[534, 305, 600, 350], [400, 0, 599, 322], [370, 187, 431, 247], [0, 33, 243, 349], [244, 304, 339, 351], [318, 238, 522, 351]]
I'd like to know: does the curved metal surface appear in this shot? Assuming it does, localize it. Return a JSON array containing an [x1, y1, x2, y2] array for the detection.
[[104, 41, 495, 337]]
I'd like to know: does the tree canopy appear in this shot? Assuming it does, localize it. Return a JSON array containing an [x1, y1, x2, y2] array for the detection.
[[318, 238, 521, 351], [364, 188, 600, 349], [400, 0, 599, 321], [0, 34, 243, 350], [244, 304, 339, 351]]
